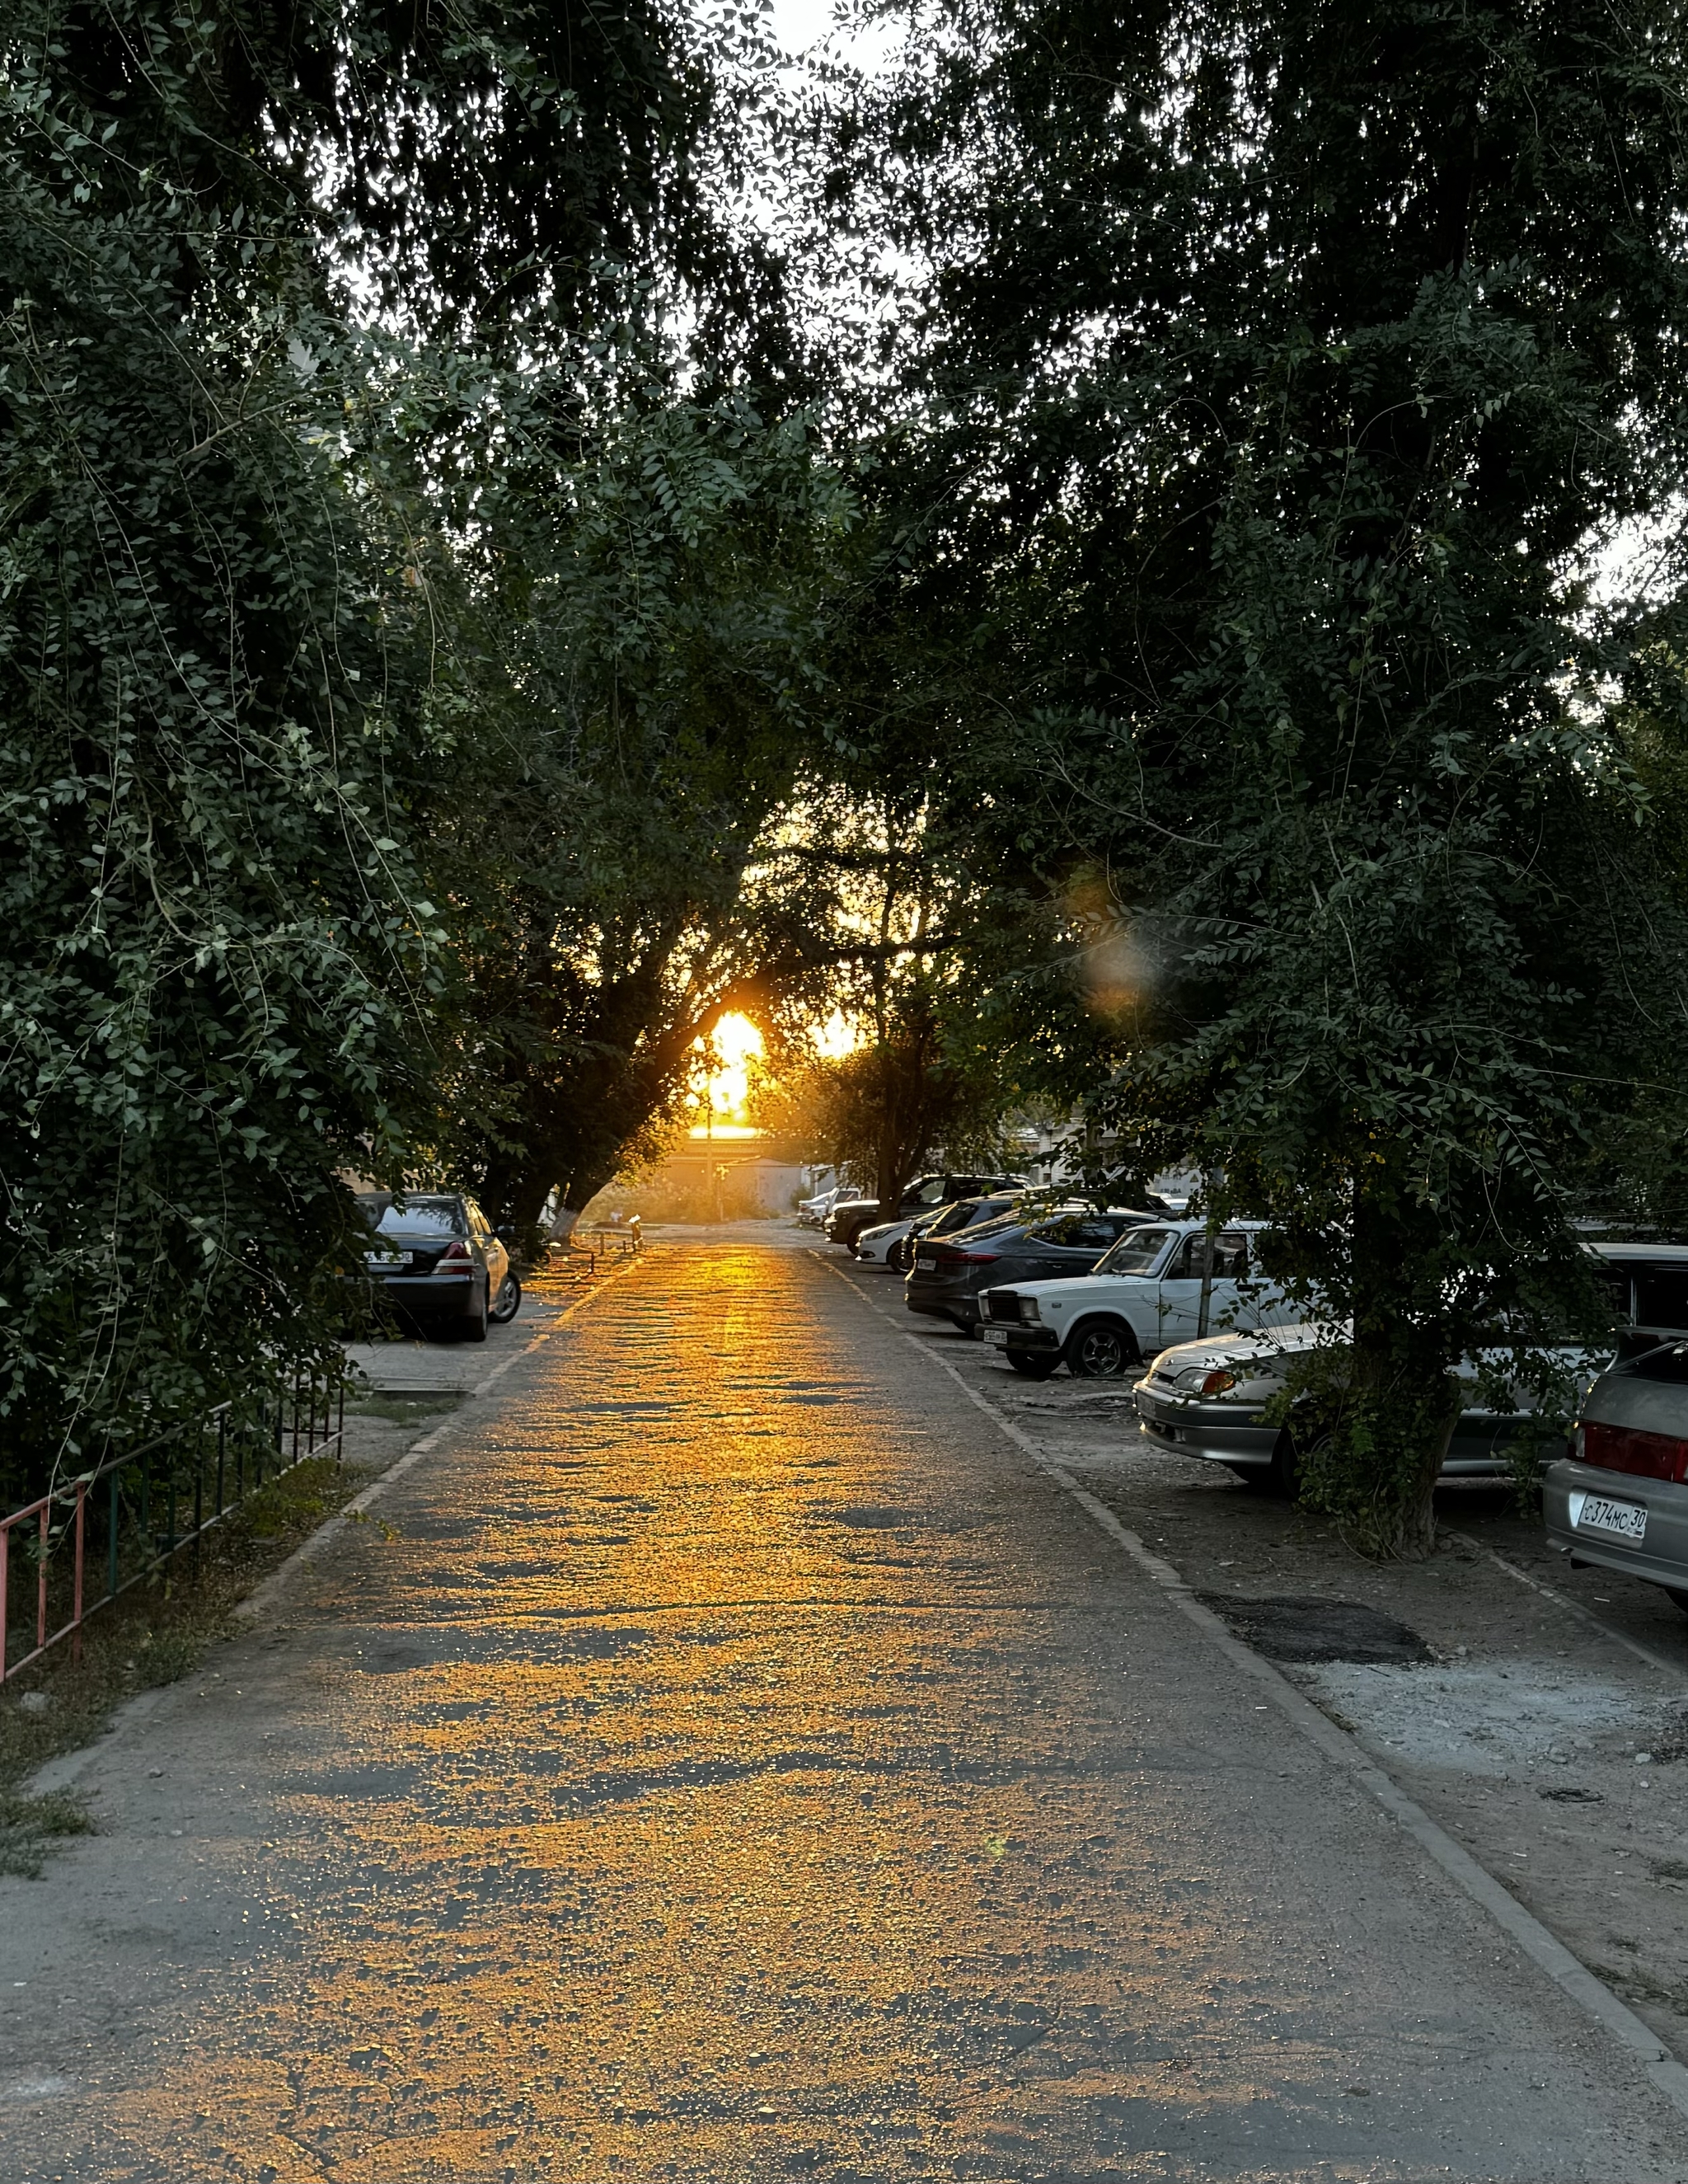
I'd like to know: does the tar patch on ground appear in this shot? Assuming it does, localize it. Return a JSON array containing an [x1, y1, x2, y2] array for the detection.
[[1199, 1593, 1433, 1665]]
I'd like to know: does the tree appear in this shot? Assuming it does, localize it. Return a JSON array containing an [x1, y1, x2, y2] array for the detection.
[[0, 5, 444, 1489], [811, 0, 1688, 1552], [422, 384, 858, 1242], [0, 0, 761, 1482]]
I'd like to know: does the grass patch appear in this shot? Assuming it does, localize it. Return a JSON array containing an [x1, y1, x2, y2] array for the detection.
[[0, 1787, 96, 1879], [345, 1392, 462, 1425]]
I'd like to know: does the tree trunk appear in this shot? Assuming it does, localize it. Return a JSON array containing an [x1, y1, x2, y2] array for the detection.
[[546, 1168, 616, 1247], [1296, 1168, 1465, 1559]]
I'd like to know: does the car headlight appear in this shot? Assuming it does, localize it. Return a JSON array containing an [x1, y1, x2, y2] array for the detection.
[[1175, 1365, 1240, 1396], [1018, 1298, 1041, 1324]]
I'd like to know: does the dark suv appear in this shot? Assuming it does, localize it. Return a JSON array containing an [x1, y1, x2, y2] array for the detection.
[[825, 1172, 1020, 1252]]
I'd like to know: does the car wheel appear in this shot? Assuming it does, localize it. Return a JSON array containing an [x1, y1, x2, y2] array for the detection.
[[490, 1271, 522, 1325], [893, 1237, 914, 1272], [1006, 1352, 1060, 1379], [1665, 1587, 1688, 1618], [1063, 1317, 1137, 1379], [1255, 1430, 1309, 1498], [947, 1316, 981, 1339]]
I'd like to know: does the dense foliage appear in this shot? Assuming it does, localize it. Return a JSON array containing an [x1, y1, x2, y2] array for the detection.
[[0, 7, 447, 1489], [425, 383, 856, 1239], [812, 0, 1688, 1548], [0, 0, 766, 1489]]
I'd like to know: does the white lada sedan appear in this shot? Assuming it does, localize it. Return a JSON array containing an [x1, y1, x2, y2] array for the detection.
[[978, 1219, 1296, 1379]]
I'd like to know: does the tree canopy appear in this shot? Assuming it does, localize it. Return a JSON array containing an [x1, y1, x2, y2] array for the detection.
[[12, 0, 1688, 1557], [804, 0, 1688, 1547]]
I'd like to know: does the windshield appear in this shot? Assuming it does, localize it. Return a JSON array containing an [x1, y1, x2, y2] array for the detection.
[[1093, 1225, 1175, 1276], [929, 1195, 1016, 1237], [941, 1213, 1021, 1243], [369, 1195, 464, 1239]]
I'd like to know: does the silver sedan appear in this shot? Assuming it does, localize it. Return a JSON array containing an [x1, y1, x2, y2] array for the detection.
[[1134, 1327, 1595, 1495]]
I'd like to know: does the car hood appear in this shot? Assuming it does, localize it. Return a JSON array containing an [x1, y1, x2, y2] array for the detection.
[[1146, 1325, 1612, 1397], [1146, 1325, 1335, 1374]]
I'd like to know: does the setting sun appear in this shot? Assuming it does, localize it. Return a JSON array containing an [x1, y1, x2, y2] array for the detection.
[[694, 1011, 763, 1131]]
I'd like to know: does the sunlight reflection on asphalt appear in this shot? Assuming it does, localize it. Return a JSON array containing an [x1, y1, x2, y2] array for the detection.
[[13, 1246, 1688, 2181]]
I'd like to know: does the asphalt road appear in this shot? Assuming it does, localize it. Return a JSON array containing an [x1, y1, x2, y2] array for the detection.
[[5, 1242, 1688, 2181]]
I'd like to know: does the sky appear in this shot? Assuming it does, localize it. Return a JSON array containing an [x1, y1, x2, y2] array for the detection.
[[767, 0, 900, 72], [769, 0, 838, 51]]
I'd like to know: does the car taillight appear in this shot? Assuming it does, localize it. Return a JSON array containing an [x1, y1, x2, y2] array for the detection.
[[1582, 1419, 1688, 1483], [952, 1251, 1000, 1264], [438, 1240, 471, 1264]]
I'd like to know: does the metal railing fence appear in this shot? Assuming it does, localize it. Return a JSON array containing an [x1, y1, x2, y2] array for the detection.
[[0, 1375, 345, 1684]]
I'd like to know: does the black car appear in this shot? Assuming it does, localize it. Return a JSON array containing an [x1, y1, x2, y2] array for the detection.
[[904, 1208, 1156, 1336], [825, 1172, 1021, 1252], [354, 1191, 517, 1342], [886, 1192, 1025, 1272]]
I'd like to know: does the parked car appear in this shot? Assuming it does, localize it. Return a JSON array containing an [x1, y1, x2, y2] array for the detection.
[[854, 1191, 1027, 1269], [977, 1219, 1292, 1377], [1135, 1325, 1606, 1494], [798, 1185, 846, 1229], [826, 1172, 1022, 1252], [906, 1207, 1156, 1336], [354, 1191, 514, 1342], [1542, 1336, 1688, 1609]]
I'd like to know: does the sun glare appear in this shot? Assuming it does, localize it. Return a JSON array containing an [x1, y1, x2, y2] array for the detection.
[[700, 1012, 764, 1125], [814, 1010, 859, 1059]]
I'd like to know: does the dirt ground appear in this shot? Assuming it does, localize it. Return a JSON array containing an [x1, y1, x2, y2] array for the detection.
[[835, 1252, 1688, 2064]]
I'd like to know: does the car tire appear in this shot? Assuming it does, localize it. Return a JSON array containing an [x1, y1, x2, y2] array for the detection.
[[892, 1237, 914, 1273], [1063, 1317, 1138, 1379], [1006, 1352, 1060, 1379], [1252, 1430, 1307, 1498], [455, 1285, 490, 1343], [490, 1271, 522, 1325], [1665, 1587, 1688, 1618], [948, 1316, 981, 1340]]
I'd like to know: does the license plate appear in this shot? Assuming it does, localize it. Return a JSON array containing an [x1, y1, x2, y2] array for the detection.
[[1569, 1489, 1648, 1543], [917, 1256, 935, 1270], [984, 1327, 1009, 1346]]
